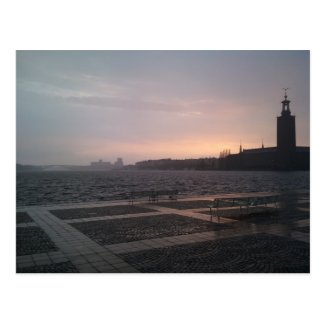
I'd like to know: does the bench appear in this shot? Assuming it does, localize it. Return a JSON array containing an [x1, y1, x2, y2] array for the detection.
[[208, 194, 280, 222], [156, 190, 179, 201], [127, 190, 179, 205]]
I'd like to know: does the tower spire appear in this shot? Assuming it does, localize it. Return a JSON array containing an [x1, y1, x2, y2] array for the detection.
[[281, 88, 291, 115], [277, 89, 296, 153], [283, 87, 289, 100]]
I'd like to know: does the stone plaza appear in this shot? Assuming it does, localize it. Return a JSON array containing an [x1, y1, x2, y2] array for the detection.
[[16, 191, 310, 273]]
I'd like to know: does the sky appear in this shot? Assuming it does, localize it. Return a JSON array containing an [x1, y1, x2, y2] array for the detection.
[[16, 50, 310, 165]]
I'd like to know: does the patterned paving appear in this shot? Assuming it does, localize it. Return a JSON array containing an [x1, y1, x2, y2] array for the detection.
[[16, 211, 34, 224], [71, 214, 230, 245], [16, 192, 310, 273], [16, 226, 58, 256], [17, 261, 79, 273], [50, 204, 157, 220], [198, 207, 278, 220], [153, 200, 212, 210], [200, 208, 309, 226], [118, 233, 310, 273]]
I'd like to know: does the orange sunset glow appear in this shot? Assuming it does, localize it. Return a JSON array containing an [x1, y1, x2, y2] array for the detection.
[[17, 51, 309, 165]]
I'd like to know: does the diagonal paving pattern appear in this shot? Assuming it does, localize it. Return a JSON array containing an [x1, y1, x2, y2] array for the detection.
[[65, 210, 165, 224], [23, 207, 138, 272], [16, 192, 310, 273]]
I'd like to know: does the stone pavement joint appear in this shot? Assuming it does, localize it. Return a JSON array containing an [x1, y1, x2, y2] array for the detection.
[[21, 207, 137, 272], [16, 192, 310, 273]]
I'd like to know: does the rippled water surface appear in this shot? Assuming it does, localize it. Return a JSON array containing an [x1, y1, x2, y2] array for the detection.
[[17, 170, 309, 206]]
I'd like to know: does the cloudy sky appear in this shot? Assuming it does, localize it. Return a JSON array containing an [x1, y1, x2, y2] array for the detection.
[[16, 50, 309, 165]]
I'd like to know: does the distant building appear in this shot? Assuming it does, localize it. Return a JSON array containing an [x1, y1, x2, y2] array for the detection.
[[135, 157, 218, 170], [89, 158, 124, 170], [90, 159, 113, 170], [113, 158, 124, 169], [219, 91, 310, 170]]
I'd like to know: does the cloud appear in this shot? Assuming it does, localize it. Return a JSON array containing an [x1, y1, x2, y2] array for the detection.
[[16, 51, 309, 164], [65, 95, 179, 113]]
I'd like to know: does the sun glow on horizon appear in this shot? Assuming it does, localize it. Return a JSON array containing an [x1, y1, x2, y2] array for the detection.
[[17, 51, 309, 165]]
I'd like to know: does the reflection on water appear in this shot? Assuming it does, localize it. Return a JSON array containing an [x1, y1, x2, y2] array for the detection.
[[16, 170, 309, 207]]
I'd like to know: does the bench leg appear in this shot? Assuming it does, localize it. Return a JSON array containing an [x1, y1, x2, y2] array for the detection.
[[209, 207, 219, 222]]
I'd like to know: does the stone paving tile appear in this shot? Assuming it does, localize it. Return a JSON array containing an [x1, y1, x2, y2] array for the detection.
[[76, 247, 95, 255], [49, 256, 69, 264], [17, 260, 36, 268], [198, 207, 278, 220], [16, 193, 310, 273], [153, 200, 213, 210], [68, 256, 88, 265], [16, 222, 38, 228], [76, 264, 98, 273], [17, 255, 34, 263], [262, 211, 310, 225], [83, 253, 104, 263], [97, 253, 122, 264], [89, 261, 112, 271], [50, 205, 158, 220], [95, 265, 117, 273], [71, 214, 230, 246], [65, 211, 165, 224], [114, 265, 139, 273], [16, 226, 58, 256], [142, 241, 168, 249], [17, 261, 79, 273], [204, 209, 309, 227], [47, 251, 65, 258], [118, 233, 309, 273], [34, 258, 52, 266], [156, 207, 235, 225], [16, 212, 34, 224]]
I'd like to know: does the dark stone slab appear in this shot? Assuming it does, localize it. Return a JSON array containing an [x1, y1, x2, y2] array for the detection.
[[199, 207, 309, 226], [50, 205, 157, 220], [118, 233, 310, 273], [154, 200, 212, 210], [263, 210, 309, 225], [199, 208, 278, 221], [16, 212, 33, 224], [17, 261, 78, 273], [16, 226, 58, 256], [71, 214, 230, 245]]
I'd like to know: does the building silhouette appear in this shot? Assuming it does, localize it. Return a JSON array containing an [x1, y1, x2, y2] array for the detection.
[[89, 158, 124, 170], [90, 159, 113, 170], [219, 91, 309, 170], [113, 158, 124, 169]]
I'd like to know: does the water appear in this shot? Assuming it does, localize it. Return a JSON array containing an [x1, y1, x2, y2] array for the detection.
[[16, 170, 310, 207]]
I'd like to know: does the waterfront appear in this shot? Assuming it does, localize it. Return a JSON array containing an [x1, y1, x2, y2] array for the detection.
[[16, 170, 309, 207], [16, 190, 310, 273]]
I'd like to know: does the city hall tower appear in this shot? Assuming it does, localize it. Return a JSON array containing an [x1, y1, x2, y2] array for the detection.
[[277, 89, 296, 168]]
